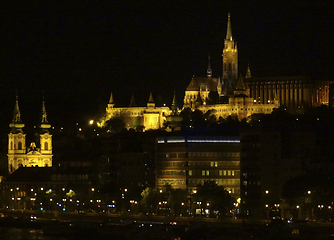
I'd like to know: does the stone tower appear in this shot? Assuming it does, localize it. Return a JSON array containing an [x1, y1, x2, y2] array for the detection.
[[38, 95, 53, 164], [8, 94, 26, 173], [222, 13, 238, 90], [7, 94, 53, 174]]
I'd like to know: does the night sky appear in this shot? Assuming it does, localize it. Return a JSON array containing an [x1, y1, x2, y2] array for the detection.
[[0, 2, 333, 129]]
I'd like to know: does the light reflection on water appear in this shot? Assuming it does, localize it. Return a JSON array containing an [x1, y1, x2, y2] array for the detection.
[[0, 228, 67, 240]]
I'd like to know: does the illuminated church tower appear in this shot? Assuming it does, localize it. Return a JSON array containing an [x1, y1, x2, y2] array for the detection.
[[222, 13, 238, 92], [7, 94, 53, 174], [8, 94, 26, 173], [38, 96, 53, 163]]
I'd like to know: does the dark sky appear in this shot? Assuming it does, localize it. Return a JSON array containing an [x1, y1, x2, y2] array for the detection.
[[0, 2, 333, 129]]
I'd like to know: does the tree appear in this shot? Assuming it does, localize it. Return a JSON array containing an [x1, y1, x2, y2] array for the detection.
[[282, 172, 334, 220], [140, 187, 158, 214], [194, 180, 233, 216], [104, 117, 126, 133], [167, 188, 188, 215]]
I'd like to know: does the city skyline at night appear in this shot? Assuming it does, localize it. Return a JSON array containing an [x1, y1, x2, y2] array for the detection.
[[0, 2, 333, 129]]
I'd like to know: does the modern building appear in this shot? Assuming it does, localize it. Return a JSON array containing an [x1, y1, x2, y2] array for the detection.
[[240, 127, 315, 218], [156, 135, 241, 198], [7, 95, 53, 174]]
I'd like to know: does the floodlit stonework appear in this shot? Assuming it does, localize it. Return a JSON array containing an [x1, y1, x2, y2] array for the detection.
[[104, 92, 171, 130], [7, 95, 53, 174]]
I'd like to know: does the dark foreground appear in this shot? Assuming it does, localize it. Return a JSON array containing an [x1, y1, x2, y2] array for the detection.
[[1, 214, 334, 239]]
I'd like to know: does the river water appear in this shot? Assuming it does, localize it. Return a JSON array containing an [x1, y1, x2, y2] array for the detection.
[[0, 228, 67, 240]]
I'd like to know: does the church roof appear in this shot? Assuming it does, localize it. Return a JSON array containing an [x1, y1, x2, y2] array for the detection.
[[236, 75, 246, 90], [226, 13, 233, 40], [186, 77, 218, 92]]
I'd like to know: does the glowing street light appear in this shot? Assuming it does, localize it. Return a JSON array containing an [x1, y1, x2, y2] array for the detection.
[[89, 120, 94, 125]]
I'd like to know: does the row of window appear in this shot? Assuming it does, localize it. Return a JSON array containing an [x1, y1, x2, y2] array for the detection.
[[161, 152, 240, 159], [188, 152, 240, 158], [189, 161, 239, 167], [158, 170, 240, 177], [187, 179, 240, 185], [9, 142, 49, 150], [191, 170, 239, 177], [243, 180, 261, 186], [158, 161, 240, 168]]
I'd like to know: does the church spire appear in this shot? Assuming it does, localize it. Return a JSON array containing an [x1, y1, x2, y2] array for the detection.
[[207, 55, 212, 77], [108, 92, 114, 108], [9, 92, 25, 132], [147, 92, 155, 108], [148, 92, 154, 103], [129, 94, 137, 107], [222, 13, 238, 89], [245, 63, 252, 78], [226, 13, 232, 40], [41, 94, 48, 123], [236, 75, 246, 91], [109, 92, 114, 104], [40, 93, 51, 131], [171, 91, 178, 115]]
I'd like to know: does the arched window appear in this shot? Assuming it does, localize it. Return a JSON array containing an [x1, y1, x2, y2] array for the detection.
[[18, 142, 22, 150], [10, 141, 13, 150], [44, 142, 48, 150]]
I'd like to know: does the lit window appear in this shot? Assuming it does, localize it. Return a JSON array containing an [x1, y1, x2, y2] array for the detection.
[[215, 162, 218, 167], [202, 171, 205, 176], [219, 170, 222, 176], [206, 171, 209, 176], [189, 170, 192, 176]]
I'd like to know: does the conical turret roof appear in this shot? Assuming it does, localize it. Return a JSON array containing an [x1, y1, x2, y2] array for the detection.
[[226, 13, 233, 40], [9, 92, 25, 132], [40, 94, 51, 131]]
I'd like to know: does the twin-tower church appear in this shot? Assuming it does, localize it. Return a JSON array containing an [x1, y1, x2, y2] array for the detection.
[[7, 95, 53, 174], [7, 13, 334, 173]]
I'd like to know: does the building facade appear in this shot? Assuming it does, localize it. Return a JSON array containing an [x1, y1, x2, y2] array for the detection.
[[156, 135, 241, 198], [183, 14, 280, 121], [7, 95, 53, 174], [103, 92, 171, 130], [183, 14, 334, 122]]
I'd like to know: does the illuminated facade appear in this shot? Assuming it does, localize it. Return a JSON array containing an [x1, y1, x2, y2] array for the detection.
[[183, 14, 279, 120], [184, 14, 334, 120], [7, 95, 53, 174], [246, 76, 334, 108], [156, 136, 241, 198], [104, 92, 171, 130]]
